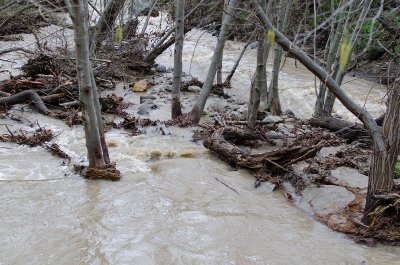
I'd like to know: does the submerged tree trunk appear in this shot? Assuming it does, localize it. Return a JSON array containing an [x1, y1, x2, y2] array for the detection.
[[171, 0, 184, 119], [90, 0, 126, 54], [247, 0, 267, 127], [67, 0, 118, 180], [189, 0, 237, 123]]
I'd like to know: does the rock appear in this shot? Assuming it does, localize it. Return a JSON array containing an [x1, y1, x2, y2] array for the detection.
[[140, 95, 156, 104], [317, 145, 344, 159], [137, 102, 157, 115], [132, 80, 148, 92], [188, 85, 201, 93], [284, 109, 296, 118], [165, 85, 172, 92], [167, 67, 174, 73], [156, 65, 167, 73], [302, 185, 355, 216], [137, 108, 149, 115], [262, 115, 283, 123], [329, 167, 369, 189]]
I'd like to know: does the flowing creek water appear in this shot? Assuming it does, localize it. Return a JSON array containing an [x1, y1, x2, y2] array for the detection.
[[0, 16, 399, 265]]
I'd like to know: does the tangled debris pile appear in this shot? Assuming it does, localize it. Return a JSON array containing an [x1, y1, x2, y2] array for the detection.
[[201, 114, 400, 245]]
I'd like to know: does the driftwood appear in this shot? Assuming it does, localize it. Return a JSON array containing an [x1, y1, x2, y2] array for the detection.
[[203, 127, 324, 170], [309, 115, 385, 144], [0, 90, 49, 114]]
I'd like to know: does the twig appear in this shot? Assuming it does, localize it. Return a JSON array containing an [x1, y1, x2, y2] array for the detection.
[[215, 177, 240, 195]]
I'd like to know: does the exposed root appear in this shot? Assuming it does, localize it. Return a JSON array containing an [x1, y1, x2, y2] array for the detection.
[[83, 164, 121, 181]]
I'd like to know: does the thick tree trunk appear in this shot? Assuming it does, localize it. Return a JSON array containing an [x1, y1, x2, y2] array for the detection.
[[189, 0, 238, 123], [247, 0, 267, 127], [171, 0, 184, 119], [364, 82, 399, 217], [68, 0, 108, 168], [90, 0, 126, 54]]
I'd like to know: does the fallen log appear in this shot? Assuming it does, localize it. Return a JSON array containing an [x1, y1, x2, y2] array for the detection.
[[204, 127, 324, 170], [309, 116, 385, 145], [0, 90, 49, 114], [309, 117, 353, 131]]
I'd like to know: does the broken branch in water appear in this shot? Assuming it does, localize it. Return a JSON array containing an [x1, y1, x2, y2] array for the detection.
[[215, 177, 240, 195]]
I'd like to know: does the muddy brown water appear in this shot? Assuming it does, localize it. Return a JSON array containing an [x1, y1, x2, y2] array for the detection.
[[0, 16, 398, 265]]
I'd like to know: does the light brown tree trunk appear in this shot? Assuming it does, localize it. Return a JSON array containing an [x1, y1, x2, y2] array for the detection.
[[247, 0, 267, 127], [67, 0, 108, 167], [171, 0, 184, 119]]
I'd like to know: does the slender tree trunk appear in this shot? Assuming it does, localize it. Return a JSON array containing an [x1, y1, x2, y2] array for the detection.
[[90, 0, 126, 54], [321, 0, 372, 117], [268, 0, 292, 115], [140, 0, 158, 35], [171, 0, 184, 119], [143, 0, 205, 62], [67, 0, 108, 167], [314, 0, 349, 117], [224, 33, 255, 85], [189, 0, 238, 123], [247, 0, 267, 127]]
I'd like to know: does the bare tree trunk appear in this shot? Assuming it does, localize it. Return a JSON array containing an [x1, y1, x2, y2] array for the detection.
[[364, 82, 399, 216], [140, 0, 158, 35], [67, 0, 108, 168], [247, 0, 267, 127], [224, 33, 255, 85], [189, 0, 238, 123], [90, 0, 126, 54], [314, 0, 350, 117], [143, 0, 205, 62], [171, 0, 184, 119], [321, 0, 372, 117], [268, 0, 292, 115]]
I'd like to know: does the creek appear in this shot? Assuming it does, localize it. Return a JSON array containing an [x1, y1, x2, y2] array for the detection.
[[0, 16, 398, 265]]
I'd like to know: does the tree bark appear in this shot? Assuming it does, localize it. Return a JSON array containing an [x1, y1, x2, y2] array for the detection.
[[90, 0, 126, 54], [322, 0, 373, 117], [364, 82, 399, 217], [189, 0, 238, 123], [68, 0, 108, 168], [171, 0, 184, 119], [247, 0, 267, 127]]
